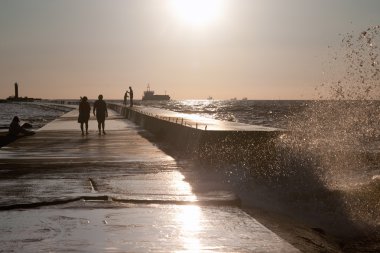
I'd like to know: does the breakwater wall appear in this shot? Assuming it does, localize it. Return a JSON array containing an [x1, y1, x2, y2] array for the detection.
[[109, 103, 283, 165]]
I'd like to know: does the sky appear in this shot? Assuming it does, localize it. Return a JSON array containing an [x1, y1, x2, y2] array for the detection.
[[0, 0, 379, 100]]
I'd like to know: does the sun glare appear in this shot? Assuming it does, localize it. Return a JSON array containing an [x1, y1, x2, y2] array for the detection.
[[170, 0, 224, 27]]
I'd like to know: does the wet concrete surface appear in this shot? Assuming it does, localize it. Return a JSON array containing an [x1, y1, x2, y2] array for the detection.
[[0, 109, 299, 252], [0, 205, 295, 252], [129, 106, 282, 131]]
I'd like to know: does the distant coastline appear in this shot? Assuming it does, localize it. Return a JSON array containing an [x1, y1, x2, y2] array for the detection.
[[2, 82, 41, 103], [4, 97, 42, 102]]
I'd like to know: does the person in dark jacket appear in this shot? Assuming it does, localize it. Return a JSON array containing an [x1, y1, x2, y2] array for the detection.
[[78, 96, 91, 135], [93, 94, 108, 135]]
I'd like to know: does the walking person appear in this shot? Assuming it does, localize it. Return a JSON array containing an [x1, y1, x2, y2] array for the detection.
[[129, 86, 133, 107], [78, 96, 91, 135], [93, 94, 108, 135]]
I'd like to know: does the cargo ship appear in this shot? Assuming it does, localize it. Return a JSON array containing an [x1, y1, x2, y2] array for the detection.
[[142, 84, 170, 101]]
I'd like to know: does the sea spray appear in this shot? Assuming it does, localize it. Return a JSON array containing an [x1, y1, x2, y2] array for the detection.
[[194, 27, 380, 240], [140, 27, 380, 243], [275, 26, 380, 237]]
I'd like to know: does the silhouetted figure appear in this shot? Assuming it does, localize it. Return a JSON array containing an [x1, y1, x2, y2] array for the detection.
[[129, 86, 133, 107], [123, 90, 129, 105], [8, 116, 35, 137], [93, 94, 108, 135], [0, 116, 34, 148], [78, 96, 91, 135]]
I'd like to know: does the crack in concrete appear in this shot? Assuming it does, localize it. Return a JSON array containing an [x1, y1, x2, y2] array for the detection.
[[0, 195, 109, 210], [111, 197, 241, 207], [0, 195, 241, 211], [88, 177, 98, 192]]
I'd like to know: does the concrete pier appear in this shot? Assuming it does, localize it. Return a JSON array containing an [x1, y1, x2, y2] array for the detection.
[[109, 104, 284, 164], [0, 108, 298, 252]]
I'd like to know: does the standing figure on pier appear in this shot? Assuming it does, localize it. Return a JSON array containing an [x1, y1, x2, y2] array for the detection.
[[78, 96, 91, 135], [93, 94, 108, 135], [123, 90, 129, 105], [129, 86, 134, 107]]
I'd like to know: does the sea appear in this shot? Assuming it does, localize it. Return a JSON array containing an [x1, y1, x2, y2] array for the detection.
[[0, 102, 73, 130]]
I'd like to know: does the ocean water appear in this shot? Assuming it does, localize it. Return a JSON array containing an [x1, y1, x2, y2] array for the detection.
[[0, 102, 73, 130], [137, 99, 306, 128]]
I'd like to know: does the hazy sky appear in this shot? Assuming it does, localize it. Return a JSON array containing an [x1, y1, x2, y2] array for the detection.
[[1, 0, 379, 100]]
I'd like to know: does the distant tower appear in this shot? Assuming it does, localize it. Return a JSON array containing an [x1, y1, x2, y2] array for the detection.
[[14, 82, 19, 99]]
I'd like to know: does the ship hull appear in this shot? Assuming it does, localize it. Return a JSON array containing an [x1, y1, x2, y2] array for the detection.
[[142, 95, 170, 101]]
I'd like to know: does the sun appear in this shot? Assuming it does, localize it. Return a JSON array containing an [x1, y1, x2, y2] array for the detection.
[[169, 0, 224, 27]]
